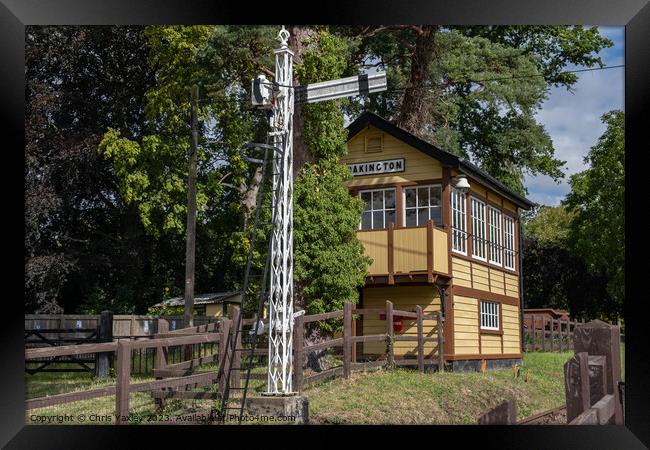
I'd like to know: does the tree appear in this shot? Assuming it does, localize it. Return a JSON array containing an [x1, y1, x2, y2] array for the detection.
[[336, 26, 612, 194], [25, 26, 157, 313], [521, 205, 613, 320], [564, 110, 625, 314]]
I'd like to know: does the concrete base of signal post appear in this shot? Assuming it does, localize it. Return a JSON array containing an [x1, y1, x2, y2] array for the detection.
[[243, 393, 309, 424]]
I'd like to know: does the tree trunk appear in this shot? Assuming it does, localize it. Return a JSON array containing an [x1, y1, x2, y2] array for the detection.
[[395, 26, 438, 136], [183, 85, 199, 329], [289, 25, 316, 176]]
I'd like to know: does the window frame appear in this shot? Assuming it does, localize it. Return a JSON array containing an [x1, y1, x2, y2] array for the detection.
[[487, 205, 503, 266], [503, 214, 516, 270], [470, 196, 488, 262], [451, 187, 468, 255], [358, 187, 397, 230], [480, 300, 500, 331], [402, 184, 443, 228]]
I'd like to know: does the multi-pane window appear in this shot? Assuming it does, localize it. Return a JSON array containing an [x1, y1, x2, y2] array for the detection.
[[504, 215, 516, 270], [480, 300, 499, 330], [359, 188, 396, 230], [404, 185, 442, 227], [488, 206, 502, 265], [451, 187, 467, 254], [471, 197, 487, 260]]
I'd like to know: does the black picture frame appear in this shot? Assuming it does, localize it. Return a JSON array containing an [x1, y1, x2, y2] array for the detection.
[[3, 1, 648, 448]]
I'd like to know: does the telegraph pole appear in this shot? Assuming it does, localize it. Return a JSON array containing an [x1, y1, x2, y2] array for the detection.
[[184, 84, 199, 329]]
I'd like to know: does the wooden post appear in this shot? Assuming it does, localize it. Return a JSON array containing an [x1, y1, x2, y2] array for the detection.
[[531, 315, 537, 351], [219, 318, 231, 395], [573, 320, 624, 424], [343, 301, 352, 379], [231, 306, 241, 389], [437, 311, 444, 372], [541, 317, 547, 352], [564, 352, 590, 423], [416, 306, 424, 373], [130, 315, 135, 339], [292, 315, 304, 392], [551, 319, 556, 352], [351, 318, 357, 363], [95, 311, 113, 378], [115, 340, 132, 425], [386, 300, 394, 368], [560, 319, 565, 352], [153, 319, 169, 409]]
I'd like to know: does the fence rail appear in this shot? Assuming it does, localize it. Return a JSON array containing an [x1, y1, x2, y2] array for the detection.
[[25, 302, 445, 422], [523, 314, 584, 352]]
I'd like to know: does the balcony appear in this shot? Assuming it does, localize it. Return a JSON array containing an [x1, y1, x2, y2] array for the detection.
[[356, 221, 450, 284]]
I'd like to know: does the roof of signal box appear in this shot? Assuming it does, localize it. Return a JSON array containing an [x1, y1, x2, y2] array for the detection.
[[346, 111, 535, 210]]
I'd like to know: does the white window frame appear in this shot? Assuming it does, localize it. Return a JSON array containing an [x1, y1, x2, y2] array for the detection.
[[470, 197, 487, 261], [403, 184, 443, 228], [503, 215, 516, 270], [451, 187, 468, 255], [480, 300, 500, 331], [358, 188, 396, 230], [488, 205, 503, 266]]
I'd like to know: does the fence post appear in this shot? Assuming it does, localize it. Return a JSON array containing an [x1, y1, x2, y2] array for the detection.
[[95, 311, 113, 378], [551, 319, 556, 352], [293, 314, 304, 392], [560, 319, 565, 352], [573, 320, 624, 424], [231, 306, 241, 389], [351, 317, 357, 364], [416, 306, 424, 373], [115, 339, 132, 425], [343, 301, 352, 379], [541, 317, 547, 352], [564, 351, 590, 423], [386, 300, 394, 368], [219, 318, 231, 395], [437, 311, 444, 372], [153, 319, 169, 409], [532, 315, 537, 351]]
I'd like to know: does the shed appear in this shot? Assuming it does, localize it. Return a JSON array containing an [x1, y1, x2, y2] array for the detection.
[[154, 291, 243, 317], [523, 308, 570, 331]]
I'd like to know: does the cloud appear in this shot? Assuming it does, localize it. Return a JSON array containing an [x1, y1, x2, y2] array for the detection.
[[526, 26, 624, 206]]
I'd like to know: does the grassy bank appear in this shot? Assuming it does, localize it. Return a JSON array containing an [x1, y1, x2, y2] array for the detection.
[[305, 352, 573, 424]]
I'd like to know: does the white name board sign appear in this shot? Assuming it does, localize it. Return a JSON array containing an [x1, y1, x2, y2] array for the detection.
[[347, 158, 405, 177]]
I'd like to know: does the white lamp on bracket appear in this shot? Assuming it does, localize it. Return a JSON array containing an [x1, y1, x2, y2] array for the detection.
[[453, 174, 471, 194]]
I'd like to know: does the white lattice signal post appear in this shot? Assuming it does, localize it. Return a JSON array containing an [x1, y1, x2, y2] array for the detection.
[[253, 26, 387, 395]]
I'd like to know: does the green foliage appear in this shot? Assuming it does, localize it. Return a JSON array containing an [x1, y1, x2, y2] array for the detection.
[[294, 160, 370, 329], [564, 110, 625, 309], [338, 25, 613, 195], [522, 205, 576, 246], [292, 30, 370, 329]]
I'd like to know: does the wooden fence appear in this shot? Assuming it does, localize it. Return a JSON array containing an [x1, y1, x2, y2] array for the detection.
[[25, 302, 444, 422], [523, 314, 584, 352], [25, 314, 218, 338], [25, 321, 226, 424], [478, 319, 624, 425], [564, 320, 624, 425]]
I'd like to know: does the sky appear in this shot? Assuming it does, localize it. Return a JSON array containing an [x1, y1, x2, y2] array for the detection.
[[526, 26, 624, 206]]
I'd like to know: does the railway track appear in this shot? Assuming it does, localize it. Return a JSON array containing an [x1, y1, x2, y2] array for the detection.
[[517, 405, 567, 425]]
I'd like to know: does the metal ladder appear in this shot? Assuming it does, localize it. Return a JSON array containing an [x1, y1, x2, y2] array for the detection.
[[215, 142, 280, 424]]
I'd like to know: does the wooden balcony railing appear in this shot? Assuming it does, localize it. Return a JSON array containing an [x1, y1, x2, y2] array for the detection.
[[357, 220, 449, 283]]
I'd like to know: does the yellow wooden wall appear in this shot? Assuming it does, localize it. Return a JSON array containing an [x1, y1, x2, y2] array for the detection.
[[362, 286, 441, 357], [393, 228, 427, 273], [453, 295, 479, 355], [205, 304, 224, 317], [451, 257, 520, 298], [502, 304, 521, 354], [342, 125, 442, 187], [357, 231, 388, 274], [433, 228, 448, 273]]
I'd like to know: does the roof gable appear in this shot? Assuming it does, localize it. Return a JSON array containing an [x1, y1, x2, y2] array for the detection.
[[346, 112, 534, 209]]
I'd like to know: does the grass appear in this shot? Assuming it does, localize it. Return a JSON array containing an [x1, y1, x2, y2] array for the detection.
[[26, 350, 625, 425], [305, 352, 574, 424]]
